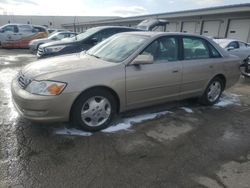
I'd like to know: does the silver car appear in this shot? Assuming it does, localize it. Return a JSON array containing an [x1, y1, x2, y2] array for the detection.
[[12, 32, 241, 132], [214, 39, 250, 77], [29, 31, 77, 52]]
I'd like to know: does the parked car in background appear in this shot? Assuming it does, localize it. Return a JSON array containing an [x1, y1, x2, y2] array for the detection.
[[37, 26, 141, 58], [29, 31, 77, 52], [12, 32, 240, 132], [0, 24, 48, 48], [136, 18, 169, 31], [47, 28, 69, 35], [214, 39, 250, 77]]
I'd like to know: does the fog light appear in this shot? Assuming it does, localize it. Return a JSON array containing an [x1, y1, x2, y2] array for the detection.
[[23, 109, 48, 117]]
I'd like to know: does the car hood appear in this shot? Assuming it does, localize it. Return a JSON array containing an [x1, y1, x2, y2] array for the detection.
[[30, 38, 49, 44], [22, 53, 115, 79], [40, 39, 76, 48]]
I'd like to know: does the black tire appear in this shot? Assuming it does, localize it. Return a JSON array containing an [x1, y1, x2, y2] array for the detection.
[[200, 77, 224, 106], [71, 89, 117, 132]]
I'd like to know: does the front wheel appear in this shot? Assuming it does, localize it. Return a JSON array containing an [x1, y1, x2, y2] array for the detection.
[[200, 77, 224, 105], [71, 89, 117, 132]]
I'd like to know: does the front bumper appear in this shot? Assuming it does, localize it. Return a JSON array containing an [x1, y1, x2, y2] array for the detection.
[[11, 79, 79, 123]]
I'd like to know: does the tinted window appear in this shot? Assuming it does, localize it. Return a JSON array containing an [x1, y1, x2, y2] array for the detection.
[[34, 26, 46, 32], [183, 37, 209, 60], [98, 29, 117, 41], [228, 41, 239, 49], [141, 37, 178, 62]]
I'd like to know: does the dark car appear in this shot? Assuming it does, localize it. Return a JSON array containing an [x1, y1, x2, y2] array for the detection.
[[37, 26, 141, 58]]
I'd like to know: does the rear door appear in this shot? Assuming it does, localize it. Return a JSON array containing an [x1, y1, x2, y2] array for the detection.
[[125, 36, 182, 108], [180, 36, 222, 98], [17, 24, 34, 48]]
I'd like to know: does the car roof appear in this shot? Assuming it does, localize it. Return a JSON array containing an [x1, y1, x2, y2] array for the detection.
[[93, 26, 141, 30], [118, 31, 214, 39]]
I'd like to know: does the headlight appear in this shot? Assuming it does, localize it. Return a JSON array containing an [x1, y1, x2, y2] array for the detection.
[[45, 45, 66, 53], [25, 80, 67, 96]]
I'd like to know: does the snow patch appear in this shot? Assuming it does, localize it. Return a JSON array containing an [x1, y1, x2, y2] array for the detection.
[[180, 107, 194, 113], [215, 93, 241, 107], [54, 111, 171, 136], [102, 111, 171, 133]]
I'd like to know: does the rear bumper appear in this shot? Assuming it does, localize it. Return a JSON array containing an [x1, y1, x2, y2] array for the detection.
[[11, 79, 80, 123]]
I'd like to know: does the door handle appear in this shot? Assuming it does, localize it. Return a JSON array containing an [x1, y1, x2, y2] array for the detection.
[[172, 70, 179, 73]]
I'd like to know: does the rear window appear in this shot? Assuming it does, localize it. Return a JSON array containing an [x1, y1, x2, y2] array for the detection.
[[18, 25, 33, 32], [183, 37, 210, 60]]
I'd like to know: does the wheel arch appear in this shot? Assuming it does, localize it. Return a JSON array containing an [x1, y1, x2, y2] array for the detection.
[[69, 85, 121, 121], [213, 74, 226, 90]]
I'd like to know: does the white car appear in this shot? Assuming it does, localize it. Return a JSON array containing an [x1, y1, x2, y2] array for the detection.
[[214, 39, 250, 77], [0, 23, 48, 48]]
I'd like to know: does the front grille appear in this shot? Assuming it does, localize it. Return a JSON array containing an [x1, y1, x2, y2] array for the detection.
[[17, 72, 32, 89]]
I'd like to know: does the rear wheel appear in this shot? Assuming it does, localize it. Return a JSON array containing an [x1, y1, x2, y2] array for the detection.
[[200, 77, 224, 105], [71, 89, 117, 132]]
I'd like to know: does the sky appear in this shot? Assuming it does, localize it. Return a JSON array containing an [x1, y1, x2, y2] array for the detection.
[[0, 0, 249, 17]]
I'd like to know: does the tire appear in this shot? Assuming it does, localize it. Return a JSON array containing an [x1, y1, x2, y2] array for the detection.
[[200, 77, 224, 105], [71, 89, 117, 132]]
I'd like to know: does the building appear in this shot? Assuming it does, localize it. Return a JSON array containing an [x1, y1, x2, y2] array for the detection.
[[0, 15, 117, 30], [62, 3, 250, 42]]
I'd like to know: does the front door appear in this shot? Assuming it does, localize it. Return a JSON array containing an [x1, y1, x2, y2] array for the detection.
[[126, 36, 182, 108]]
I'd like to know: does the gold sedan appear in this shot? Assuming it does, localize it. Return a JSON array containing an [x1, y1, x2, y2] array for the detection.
[[11, 32, 241, 131]]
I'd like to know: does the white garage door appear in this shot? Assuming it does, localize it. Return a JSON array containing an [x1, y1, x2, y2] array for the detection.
[[202, 20, 221, 38], [166, 22, 178, 32], [182, 22, 198, 34], [227, 19, 250, 42]]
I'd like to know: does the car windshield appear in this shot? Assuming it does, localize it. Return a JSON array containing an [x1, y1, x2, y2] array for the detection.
[[86, 34, 148, 63], [74, 27, 100, 41], [48, 32, 60, 39]]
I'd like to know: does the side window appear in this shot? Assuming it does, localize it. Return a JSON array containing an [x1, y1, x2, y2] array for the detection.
[[239, 42, 247, 48], [99, 29, 116, 41], [18, 25, 33, 33], [208, 43, 221, 58], [2, 25, 18, 33], [183, 37, 209, 60], [141, 37, 178, 62], [56, 33, 66, 40], [228, 41, 239, 49]]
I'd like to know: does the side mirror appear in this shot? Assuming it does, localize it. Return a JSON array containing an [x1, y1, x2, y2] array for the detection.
[[227, 46, 235, 51], [131, 54, 154, 65]]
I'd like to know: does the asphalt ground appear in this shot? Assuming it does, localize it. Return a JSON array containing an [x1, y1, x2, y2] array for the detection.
[[0, 49, 250, 188]]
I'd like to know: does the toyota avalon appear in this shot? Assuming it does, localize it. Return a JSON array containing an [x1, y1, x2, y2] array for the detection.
[[12, 32, 241, 132]]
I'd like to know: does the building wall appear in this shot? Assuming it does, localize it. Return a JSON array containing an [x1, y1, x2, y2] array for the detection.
[[63, 11, 250, 42], [0, 15, 117, 29]]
